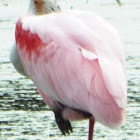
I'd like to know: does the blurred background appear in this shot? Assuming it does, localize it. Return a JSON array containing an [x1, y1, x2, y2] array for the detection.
[[0, 0, 140, 139]]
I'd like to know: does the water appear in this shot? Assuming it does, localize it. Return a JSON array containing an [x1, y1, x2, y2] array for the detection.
[[0, 0, 140, 139]]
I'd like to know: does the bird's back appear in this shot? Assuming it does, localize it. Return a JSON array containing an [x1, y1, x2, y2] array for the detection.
[[15, 11, 127, 128]]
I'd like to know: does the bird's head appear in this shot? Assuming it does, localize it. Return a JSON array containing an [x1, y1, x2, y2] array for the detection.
[[28, 0, 60, 15], [33, 0, 46, 15]]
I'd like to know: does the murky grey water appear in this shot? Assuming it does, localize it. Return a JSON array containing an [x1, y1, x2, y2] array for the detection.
[[0, 0, 140, 140]]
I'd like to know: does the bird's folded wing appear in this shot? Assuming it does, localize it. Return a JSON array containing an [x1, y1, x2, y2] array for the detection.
[[15, 11, 127, 127]]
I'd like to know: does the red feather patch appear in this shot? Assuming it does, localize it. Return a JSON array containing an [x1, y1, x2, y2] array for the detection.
[[15, 19, 46, 59]]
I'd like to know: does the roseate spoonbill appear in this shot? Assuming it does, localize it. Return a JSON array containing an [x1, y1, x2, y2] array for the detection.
[[10, 0, 127, 140]]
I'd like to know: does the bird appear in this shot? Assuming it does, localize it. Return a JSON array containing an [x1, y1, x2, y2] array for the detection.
[[10, 0, 127, 140]]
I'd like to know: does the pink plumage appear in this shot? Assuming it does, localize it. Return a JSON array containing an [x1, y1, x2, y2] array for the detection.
[[15, 10, 127, 138]]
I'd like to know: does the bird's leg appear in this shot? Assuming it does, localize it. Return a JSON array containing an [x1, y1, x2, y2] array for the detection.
[[53, 109, 73, 135], [88, 118, 95, 140], [53, 102, 92, 136]]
